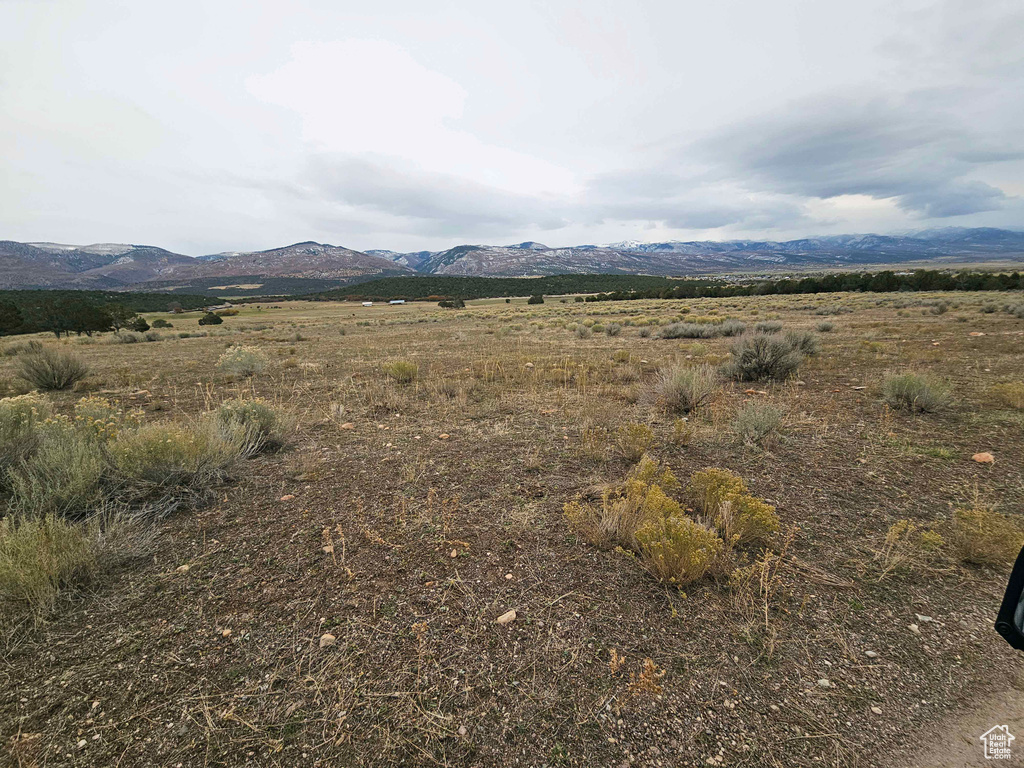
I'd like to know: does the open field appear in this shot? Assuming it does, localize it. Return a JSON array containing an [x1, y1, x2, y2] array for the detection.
[[2, 291, 1024, 767]]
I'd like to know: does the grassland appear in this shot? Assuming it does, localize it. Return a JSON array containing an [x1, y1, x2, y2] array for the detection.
[[2, 290, 1024, 766]]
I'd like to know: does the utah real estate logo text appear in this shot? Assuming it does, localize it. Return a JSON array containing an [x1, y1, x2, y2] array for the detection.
[[980, 725, 1014, 760]]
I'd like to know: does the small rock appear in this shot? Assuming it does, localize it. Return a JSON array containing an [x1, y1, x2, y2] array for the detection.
[[450, 549, 458, 558], [77, 739, 87, 749], [968, 331, 985, 337], [971, 452, 994, 464], [865, 650, 878, 659], [458, 725, 468, 737], [871, 706, 882, 715], [496, 609, 517, 625], [525, 362, 534, 369], [915, 614, 933, 623], [438, 433, 450, 440], [175, 564, 190, 574], [505, 573, 513, 580], [319, 633, 337, 648], [221, 629, 232, 637], [817, 678, 832, 689], [280, 494, 295, 501], [340, 422, 355, 430], [639, 359, 649, 364], [908, 623, 920, 634]]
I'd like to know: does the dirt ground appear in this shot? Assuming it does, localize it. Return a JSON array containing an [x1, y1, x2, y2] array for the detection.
[[2, 291, 1024, 767]]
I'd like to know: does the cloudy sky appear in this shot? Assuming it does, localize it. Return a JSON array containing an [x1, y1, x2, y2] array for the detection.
[[1, 0, 1021, 255]]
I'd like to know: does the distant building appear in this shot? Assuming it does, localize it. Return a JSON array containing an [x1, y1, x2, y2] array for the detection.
[[389, 299, 405, 305], [362, 301, 373, 307]]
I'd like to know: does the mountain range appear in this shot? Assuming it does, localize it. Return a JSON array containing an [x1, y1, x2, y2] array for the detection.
[[2, 227, 1022, 294]]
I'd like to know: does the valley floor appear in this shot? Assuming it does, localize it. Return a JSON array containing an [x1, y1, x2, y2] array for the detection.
[[2, 292, 1024, 767]]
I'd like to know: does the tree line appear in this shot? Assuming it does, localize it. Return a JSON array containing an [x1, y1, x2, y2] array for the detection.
[[581, 269, 1024, 303], [0, 290, 215, 338]]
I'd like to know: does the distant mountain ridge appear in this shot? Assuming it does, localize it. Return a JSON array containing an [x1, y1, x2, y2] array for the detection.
[[1, 228, 1022, 292]]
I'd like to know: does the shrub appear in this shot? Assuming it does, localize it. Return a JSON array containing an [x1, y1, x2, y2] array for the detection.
[[648, 364, 719, 414], [575, 325, 593, 339], [143, 331, 162, 342], [719, 320, 747, 337], [0, 515, 97, 615], [215, 398, 287, 455], [783, 330, 820, 356], [659, 322, 715, 339], [635, 513, 723, 585], [815, 321, 836, 332], [882, 372, 950, 413], [723, 334, 802, 382], [16, 347, 90, 391], [151, 318, 172, 328], [605, 323, 622, 337], [73, 395, 139, 440], [754, 321, 783, 334], [0, 394, 52, 478], [715, 493, 779, 548], [564, 455, 681, 548], [527, 295, 545, 305], [217, 346, 268, 377], [216, 308, 240, 317], [950, 506, 1024, 565], [637, 327, 652, 338], [732, 401, 784, 447], [7, 419, 105, 517], [127, 316, 150, 332], [108, 421, 241, 489], [615, 422, 655, 461], [3, 339, 42, 356], [111, 331, 144, 344], [686, 468, 778, 548], [198, 312, 223, 326], [991, 382, 1024, 410], [382, 360, 419, 384], [686, 468, 747, 516]]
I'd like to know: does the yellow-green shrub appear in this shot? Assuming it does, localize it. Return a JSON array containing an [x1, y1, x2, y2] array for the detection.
[[991, 382, 1024, 410], [0, 393, 51, 475], [0, 515, 97, 615], [615, 422, 655, 461], [686, 468, 747, 516], [950, 506, 1024, 565], [73, 396, 140, 440], [215, 397, 287, 455], [109, 421, 241, 488], [7, 418, 105, 517], [216, 346, 268, 376], [382, 360, 419, 384], [635, 514, 723, 585]]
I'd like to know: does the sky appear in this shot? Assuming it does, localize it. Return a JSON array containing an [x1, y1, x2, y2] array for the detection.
[[0, 0, 1021, 255]]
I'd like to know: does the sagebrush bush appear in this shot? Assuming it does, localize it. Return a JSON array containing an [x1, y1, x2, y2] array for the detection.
[[648, 364, 719, 414], [723, 333, 802, 382], [605, 323, 622, 336], [950, 506, 1024, 565], [754, 321, 783, 334], [0, 515, 97, 615], [575, 325, 593, 339], [784, 330, 820, 356], [732, 401, 784, 447], [16, 347, 90, 391], [0, 394, 51, 477], [109, 421, 241, 489], [815, 321, 836, 332], [111, 331, 143, 344], [659, 320, 747, 340], [3, 339, 42, 356], [635, 513, 723, 585], [382, 360, 419, 384], [217, 346, 268, 376], [73, 395, 139, 440], [7, 418, 105, 517], [882, 372, 950, 413], [215, 398, 287, 455], [615, 422, 655, 461]]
